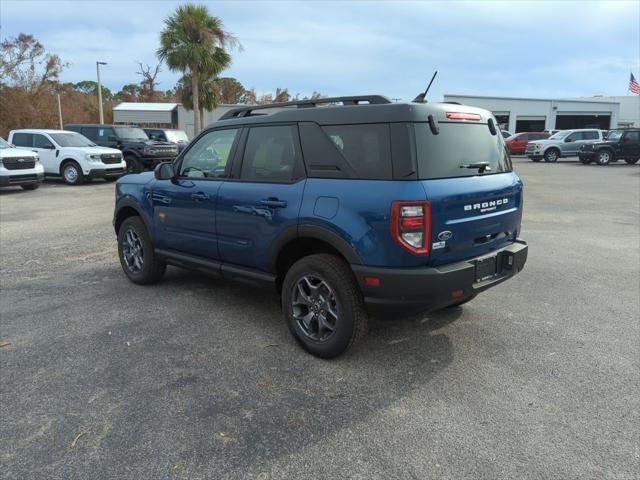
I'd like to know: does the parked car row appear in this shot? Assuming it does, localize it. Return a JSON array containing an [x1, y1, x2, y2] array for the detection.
[[1, 125, 189, 190]]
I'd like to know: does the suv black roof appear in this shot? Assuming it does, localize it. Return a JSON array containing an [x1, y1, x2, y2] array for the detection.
[[211, 96, 493, 130]]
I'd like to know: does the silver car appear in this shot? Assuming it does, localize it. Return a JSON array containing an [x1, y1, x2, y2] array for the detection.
[[526, 129, 604, 162]]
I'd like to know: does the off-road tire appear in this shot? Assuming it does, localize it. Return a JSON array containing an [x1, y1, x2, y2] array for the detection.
[[125, 155, 143, 174], [117, 216, 166, 285], [596, 150, 613, 165], [281, 254, 368, 359]]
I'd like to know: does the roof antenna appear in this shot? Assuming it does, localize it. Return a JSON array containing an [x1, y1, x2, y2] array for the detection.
[[412, 71, 438, 103]]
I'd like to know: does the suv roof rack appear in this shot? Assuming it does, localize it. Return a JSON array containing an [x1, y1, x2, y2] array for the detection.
[[219, 95, 392, 120]]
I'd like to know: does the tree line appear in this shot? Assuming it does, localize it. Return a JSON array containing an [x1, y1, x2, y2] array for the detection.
[[0, 4, 324, 138]]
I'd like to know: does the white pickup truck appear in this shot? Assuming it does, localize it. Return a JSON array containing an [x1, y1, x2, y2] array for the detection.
[[8, 129, 126, 185], [0, 137, 44, 190]]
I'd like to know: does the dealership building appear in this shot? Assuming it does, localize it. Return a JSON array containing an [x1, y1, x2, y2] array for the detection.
[[113, 95, 639, 140], [443, 94, 639, 133]]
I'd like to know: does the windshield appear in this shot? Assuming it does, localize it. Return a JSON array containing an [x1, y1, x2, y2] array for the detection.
[[165, 130, 189, 143], [0, 137, 11, 149], [549, 131, 569, 140], [414, 122, 512, 179], [605, 130, 623, 140], [51, 132, 96, 147], [114, 127, 149, 140]]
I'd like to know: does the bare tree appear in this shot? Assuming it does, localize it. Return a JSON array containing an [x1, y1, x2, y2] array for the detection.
[[136, 62, 162, 101]]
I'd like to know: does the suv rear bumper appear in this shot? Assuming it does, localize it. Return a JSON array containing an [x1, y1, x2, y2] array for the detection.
[[352, 240, 528, 311]]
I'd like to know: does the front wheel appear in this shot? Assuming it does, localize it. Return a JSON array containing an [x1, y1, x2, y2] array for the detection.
[[117, 217, 166, 284], [124, 155, 143, 173], [625, 158, 639, 165], [596, 150, 612, 165], [544, 149, 559, 163], [281, 254, 368, 358], [61, 161, 84, 185]]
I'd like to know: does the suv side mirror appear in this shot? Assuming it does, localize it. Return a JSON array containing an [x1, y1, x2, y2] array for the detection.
[[154, 162, 175, 180], [564, 137, 573, 143]]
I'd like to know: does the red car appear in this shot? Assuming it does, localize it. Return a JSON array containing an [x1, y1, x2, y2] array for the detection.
[[505, 132, 551, 154]]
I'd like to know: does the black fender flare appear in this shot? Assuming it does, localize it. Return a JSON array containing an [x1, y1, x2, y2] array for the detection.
[[122, 149, 141, 159], [268, 223, 362, 272], [113, 196, 152, 235]]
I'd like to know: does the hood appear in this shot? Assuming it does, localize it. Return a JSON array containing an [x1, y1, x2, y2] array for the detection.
[[116, 171, 155, 185], [67, 146, 122, 155], [143, 140, 176, 147], [0, 147, 38, 159]]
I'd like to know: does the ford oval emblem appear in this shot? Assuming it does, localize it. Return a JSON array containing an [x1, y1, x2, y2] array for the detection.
[[438, 230, 453, 241]]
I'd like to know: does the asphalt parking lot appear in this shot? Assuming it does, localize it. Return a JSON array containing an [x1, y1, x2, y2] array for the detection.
[[1, 157, 638, 480]]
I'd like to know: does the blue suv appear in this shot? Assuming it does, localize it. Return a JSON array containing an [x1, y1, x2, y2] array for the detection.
[[113, 95, 528, 358]]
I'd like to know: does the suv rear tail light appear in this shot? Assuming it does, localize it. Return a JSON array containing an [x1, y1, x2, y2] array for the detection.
[[446, 112, 481, 121], [390, 201, 431, 255]]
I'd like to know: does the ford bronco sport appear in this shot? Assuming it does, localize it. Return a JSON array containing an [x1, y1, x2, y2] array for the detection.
[[113, 95, 528, 358], [65, 124, 178, 173]]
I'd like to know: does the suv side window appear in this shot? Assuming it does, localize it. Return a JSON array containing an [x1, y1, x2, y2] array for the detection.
[[97, 128, 115, 141], [625, 131, 640, 142], [240, 125, 299, 182], [566, 132, 582, 142], [518, 134, 529, 141], [148, 130, 166, 141], [33, 134, 52, 148], [179, 128, 239, 178], [81, 127, 98, 142], [321, 124, 392, 179], [582, 131, 599, 140], [12, 133, 33, 147]]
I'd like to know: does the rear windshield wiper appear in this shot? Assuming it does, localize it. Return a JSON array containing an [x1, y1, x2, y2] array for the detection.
[[460, 162, 491, 173]]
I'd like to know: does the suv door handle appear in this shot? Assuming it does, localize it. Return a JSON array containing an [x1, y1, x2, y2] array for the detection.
[[191, 192, 210, 201], [260, 198, 287, 208]]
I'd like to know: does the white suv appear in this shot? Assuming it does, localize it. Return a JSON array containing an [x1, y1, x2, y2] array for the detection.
[[0, 137, 44, 190], [8, 129, 126, 185]]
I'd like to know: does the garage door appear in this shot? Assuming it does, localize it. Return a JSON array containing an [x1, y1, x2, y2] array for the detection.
[[515, 116, 546, 132], [555, 114, 610, 130]]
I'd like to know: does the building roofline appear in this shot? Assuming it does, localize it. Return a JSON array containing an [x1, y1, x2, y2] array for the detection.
[[444, 94, 620, 105]]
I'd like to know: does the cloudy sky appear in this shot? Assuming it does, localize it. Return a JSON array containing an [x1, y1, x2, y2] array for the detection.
[[2, 0, 639, 101]]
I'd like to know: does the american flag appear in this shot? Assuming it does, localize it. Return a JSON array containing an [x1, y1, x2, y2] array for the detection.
[[630, 73, 640, 95]]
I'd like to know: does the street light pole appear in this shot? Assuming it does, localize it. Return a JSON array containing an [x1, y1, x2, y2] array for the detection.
[[96, 61, 107, 124]]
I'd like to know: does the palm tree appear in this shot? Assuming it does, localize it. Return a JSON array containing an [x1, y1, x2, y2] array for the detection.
[[157, 4, 238, 134], [178, 72, 222, 130]]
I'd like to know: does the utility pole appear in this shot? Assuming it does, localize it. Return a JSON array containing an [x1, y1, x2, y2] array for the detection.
[[57, 93, 63, 129], [96, 61, 107, 124]]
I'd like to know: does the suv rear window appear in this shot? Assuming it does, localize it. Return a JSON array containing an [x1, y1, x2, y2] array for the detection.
[[414, 123, 511, 179], [321, 124, 392, 179]]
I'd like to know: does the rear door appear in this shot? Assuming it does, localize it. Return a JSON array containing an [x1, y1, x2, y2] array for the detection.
[[413, 120, 523, 266], [216, 124, 306, 273], [621, 130, 640, 158]]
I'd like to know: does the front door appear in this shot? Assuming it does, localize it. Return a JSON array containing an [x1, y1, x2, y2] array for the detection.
[[31, 133, 58, 173], [151, 128, 241, 260], [217, 124, 306, 273]]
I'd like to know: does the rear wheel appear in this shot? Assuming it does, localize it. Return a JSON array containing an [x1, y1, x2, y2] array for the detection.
[[596, 150, 612, 165], [544, 149, 559, 163], [625, 158, 639, 165], [117, 217, 166, 284], [61, 161, 84, 185], [281, 254, 368, 358]]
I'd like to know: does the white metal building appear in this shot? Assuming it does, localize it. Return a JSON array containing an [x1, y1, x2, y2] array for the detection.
[[443, 94, 639, 133], [113, 102, 179, 126]]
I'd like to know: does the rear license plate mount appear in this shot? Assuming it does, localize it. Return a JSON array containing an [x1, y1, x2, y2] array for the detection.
[[475, 254, 498, 282]]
